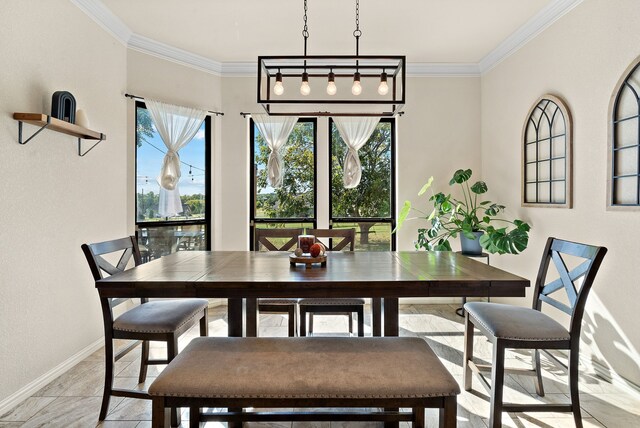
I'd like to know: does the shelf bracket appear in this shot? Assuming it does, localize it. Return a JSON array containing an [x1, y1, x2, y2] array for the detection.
[[78, 134, 105, 157], [18, 117, 51, 145]]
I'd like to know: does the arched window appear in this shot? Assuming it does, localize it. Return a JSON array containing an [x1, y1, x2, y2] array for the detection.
[[609, 58, 640, 209], [522, 95, 572, 207]]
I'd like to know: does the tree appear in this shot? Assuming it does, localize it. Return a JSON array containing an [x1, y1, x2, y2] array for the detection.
[[331, 122, 392, 245], [136, 107, 155, 148], [255, 122, 315, 219]]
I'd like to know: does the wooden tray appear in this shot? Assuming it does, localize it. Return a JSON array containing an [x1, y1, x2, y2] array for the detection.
[[289, 253, 327, 268]]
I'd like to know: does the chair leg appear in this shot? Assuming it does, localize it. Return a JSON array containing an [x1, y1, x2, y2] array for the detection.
[[300, 306, 307, 336], [99, 338, 115, 420], [533, 349, 545, 396], [357, 307, 364, 337], [288, 305, 296, 337], [348, 313, 354, 334], [439, 396, 457, 428], [489, 341, 505, 428], [167, 336, 181, 428], [200, 308, 209, 337], [189, 406, 200, 428], [139, 340, 149, 384], [152, 397, 167, 428], [463, 314, 474, 391], [309, 313, 314, 334], [569, 348, 584, 428], [413, 407, 425, 428]]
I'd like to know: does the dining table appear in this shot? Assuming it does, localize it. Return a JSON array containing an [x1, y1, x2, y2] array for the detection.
[[96, 250, 530, 337]]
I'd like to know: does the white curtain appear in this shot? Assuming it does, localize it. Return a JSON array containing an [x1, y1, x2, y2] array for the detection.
[[146, 99, 207, 217], [333, 117, 380, 189], [253, 113, 298, 188]]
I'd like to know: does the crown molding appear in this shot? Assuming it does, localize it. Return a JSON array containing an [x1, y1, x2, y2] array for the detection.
[[128, 33, 223, 75], [479, 0, 584, 73], [70, 0, 131, 45], [72, 0, 583, 78]]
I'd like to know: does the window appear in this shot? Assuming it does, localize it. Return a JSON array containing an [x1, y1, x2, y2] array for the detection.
[[135, 101, 211, 258], [250, 119, 317, 249], [522, 95, 572, 208], [609, 58, 640, 209], [330, 119, 396, 250]]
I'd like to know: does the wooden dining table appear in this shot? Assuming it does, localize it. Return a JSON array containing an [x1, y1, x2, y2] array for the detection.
[[96, 250, 529, 337]]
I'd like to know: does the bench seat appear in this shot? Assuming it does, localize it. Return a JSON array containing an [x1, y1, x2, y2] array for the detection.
[[149, 337, 460, 427]]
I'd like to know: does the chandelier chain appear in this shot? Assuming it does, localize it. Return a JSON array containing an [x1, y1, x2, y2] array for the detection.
[[353, 0, 362, 38], [302, 0, 309, 57]]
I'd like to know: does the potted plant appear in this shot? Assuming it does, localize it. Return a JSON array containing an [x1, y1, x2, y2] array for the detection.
[[396, 168, 531, 255]]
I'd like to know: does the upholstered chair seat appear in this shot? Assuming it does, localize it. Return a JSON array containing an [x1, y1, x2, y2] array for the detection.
[[113, 299, 209, 334]]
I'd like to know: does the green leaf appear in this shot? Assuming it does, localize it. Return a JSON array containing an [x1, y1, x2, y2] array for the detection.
[[418, 177, 434, 196], [470, 181, 488, 194], [393, 200, 411, 233], [450, 169, 473, 185]]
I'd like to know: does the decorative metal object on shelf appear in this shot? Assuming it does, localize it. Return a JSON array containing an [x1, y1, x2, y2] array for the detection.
[[257, 0, 405, 117], [51, 91, 76, 123]]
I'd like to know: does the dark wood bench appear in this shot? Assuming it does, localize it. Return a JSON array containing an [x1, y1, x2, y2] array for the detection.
[[149, 337, 460, 428]]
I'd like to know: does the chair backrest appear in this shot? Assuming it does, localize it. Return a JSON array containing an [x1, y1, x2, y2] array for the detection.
[[254, 228, 304, 251], [81, 236, 143, 310], [532, 237, 607, 339], [307, 228, 355, 251]]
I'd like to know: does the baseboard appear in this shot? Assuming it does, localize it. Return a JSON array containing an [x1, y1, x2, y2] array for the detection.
[[0, 338, 103, 415]]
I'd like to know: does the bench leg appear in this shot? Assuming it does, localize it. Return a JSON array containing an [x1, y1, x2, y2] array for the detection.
[[439, 396, 457, 428], [152, 397, 166, 428], [412, 407, 425, 428]]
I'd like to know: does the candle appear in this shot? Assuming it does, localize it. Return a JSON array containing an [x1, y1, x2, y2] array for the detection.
[[298, 235, 315, 254]]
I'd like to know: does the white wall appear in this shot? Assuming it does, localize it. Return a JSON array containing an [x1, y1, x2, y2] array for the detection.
[[0, 0, 127, 405], [481, 0, 640, 387]]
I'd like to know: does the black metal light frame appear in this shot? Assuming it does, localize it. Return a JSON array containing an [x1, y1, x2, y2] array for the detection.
[[257, 55, 405, 117]]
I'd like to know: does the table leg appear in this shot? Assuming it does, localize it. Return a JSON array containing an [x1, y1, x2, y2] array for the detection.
[[383, 297, 399, 337], [227, 298, 243, 337], [245, 298, 258, 337], [372, 298, 382, 337]]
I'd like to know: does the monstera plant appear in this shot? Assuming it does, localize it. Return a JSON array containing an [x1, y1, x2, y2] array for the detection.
[[396, 169, 531, 255]]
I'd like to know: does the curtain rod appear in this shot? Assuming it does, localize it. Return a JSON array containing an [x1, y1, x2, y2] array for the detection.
[[125, 93, 224, 116], [240, 111, 404, 118]]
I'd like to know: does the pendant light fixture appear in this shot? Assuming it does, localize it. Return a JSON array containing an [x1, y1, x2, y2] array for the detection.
[[257, 0, 405, 117]]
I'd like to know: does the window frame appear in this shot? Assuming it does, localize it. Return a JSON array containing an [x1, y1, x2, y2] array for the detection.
[[328, 118, 397, 250], [521, 94, 573, 208], [134, 100, 212, 249], [249, 117, 318, 249], [608, 57, 640, 210]]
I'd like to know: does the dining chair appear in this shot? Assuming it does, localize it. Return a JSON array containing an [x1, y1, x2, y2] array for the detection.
[[299, 228, 365, 337], [462, 237, 607, 428], [254, 227, 304, 337], [81, 236, 209, 426]]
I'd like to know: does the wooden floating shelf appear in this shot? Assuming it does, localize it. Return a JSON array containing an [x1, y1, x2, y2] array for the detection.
[[13, 112, 106, 156]]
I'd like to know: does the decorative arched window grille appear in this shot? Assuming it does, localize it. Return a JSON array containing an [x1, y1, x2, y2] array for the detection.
[[609, 58, 640, 209], [522, 95, 572, 208]]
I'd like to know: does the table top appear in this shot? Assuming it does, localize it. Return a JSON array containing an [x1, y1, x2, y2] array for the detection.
[[96, 251, 529, 299]]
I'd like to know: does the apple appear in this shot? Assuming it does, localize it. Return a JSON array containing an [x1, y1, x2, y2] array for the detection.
[[310, 243, 322, 258]]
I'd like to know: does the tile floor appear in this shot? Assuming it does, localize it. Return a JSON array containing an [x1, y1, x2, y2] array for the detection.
[[1, 304, 639, 427]]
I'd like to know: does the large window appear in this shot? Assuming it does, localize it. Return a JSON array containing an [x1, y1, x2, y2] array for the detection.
[[250, 119, 317, 248], [330, 119, 396, 250], [135, 101, 211, 258]]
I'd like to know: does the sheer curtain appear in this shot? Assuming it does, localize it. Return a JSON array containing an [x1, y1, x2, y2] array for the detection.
[[253, 114, 298, 188], [333, 117, 380, 189], [146, 99, 207, 217]]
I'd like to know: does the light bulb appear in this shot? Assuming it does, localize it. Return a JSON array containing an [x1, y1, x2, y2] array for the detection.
[[300, 72, 311, 96], [377, 72, 388, 95], [326, 71, 337, 95], [377, 81, 388, 95], [274, 71, 284, 95], [274, 81, 284, 96], [351, 73, 362, 96]]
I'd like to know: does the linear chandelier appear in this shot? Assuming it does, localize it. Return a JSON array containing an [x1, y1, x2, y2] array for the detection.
[[257, 0, 405, 117]]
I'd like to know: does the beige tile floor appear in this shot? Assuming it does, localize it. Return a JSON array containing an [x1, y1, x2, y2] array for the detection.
[[2, 304, 639, 427]]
